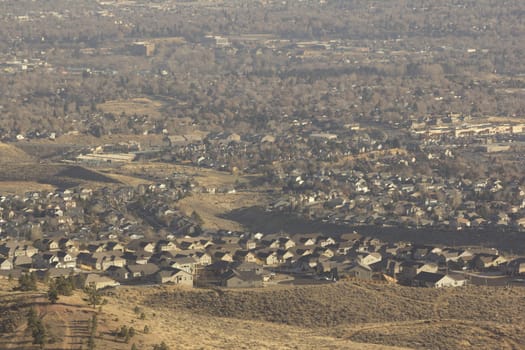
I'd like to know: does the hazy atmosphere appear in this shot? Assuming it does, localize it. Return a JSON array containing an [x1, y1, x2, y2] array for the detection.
[[0, 1, 525, 349]]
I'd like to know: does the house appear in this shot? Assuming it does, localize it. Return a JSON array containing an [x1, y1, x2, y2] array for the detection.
[[295, 255, 319, 272], [213, 251, 234, 262], [234, 262, 264, 275], [32, 252, 60, 269], [336, 241, 355, 255], [122, 251, 151, 265], [233, 250, 259, 263], [411, 246, 432, 260], [56, 251, 76, 268], [222, 269, 263, 288], [257, 251, 279, 266], [0, 241, 38, 258], [413, 272, 467, 288], [239, 238, 257, 250], [12, 255, 33, 268], [156, 240, 178, 252], [87, 244, 106, 253], [473, 254, 508, 270], [106, 266, 130, 282], [84, 273, 120, 290], [298, 237, 317, 246], [343, 263, 373, 280], [385, 258, 404, 277], [58, 238, 79, 252], [318, 236, 336, 247], [126, 263, 160, 280], [0, 257, 13, 270], [276, 249, 295, 264], [126, 240, 155, 253], [170, 256, 198, 274], [105, 242, 125, 252], [295, 247, 314, 257], [356, 252, 382, 266], [440, 248, 473, 263], [39, 239, 60, 252], [155, 268, 193, 286], [77, 252, 126, 271], [400, 261, 439, 280], [188, 251, 212, 266], [278, 238, 296, 250], [506, 258, 525, 276]]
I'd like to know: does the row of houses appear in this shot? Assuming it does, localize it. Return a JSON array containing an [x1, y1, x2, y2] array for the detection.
[[1, 230, 524, 289]]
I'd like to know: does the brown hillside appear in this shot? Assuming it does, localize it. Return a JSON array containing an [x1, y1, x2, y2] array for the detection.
[[0, 142, 35, 164], [142, 282, 525, 350]]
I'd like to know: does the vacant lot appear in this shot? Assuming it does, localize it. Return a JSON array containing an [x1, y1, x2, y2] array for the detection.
[[97, 97, 164, 119]]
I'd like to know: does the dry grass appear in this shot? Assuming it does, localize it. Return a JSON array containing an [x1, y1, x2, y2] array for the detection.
[[178, 193, 266, 231], [3, 282, 523, 349], [0, 142, 35, 163], [0, 181, 56, 195], [0, 284, 405, 350], [117, 162, 270, 231], [108, 286, 405, 350], [140, 282, 525, 350], [97, 97, 164, 119]]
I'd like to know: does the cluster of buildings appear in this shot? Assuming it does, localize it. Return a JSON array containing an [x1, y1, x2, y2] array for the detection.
[[270, 169, 525, 231], [0, 180, 200, 243], [1, 229, 524, 290]]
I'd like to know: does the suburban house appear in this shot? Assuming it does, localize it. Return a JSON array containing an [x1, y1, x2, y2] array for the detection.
[[412, 272, 467, 288], [356, 252, 382, 266], [472, 254, 508, 270], [400, 261, 439, 280], [506, 258, 525, 276], [106, 266, 130, 282], [126, 263, 160, 280], [169, 256, 198, 274], [84, 273, 120, 290], [156, 240, 178, 252], [0, 257, 13, 270], [155, 268, 193, 286], [221, 269, 263, 288], [343, 263, 373, 280]]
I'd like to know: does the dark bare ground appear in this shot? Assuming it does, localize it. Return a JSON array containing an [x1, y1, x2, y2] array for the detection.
[[224, 206, 525, 254]]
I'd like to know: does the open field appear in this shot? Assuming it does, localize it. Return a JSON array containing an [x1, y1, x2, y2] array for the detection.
[[0, 181, 56, 195], [115, 162, 272, 230], [178, 192, 267, 231], [117, 162, 257, 188], [97, 97, 164, 119], [0, 142, 35, 163], [0, 281, 405, 350], [142, 282, 525, 350]]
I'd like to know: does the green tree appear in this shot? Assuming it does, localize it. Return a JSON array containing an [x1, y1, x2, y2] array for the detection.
[[84, 285, 102, 308], [55, 276, 74, 296], [18, 272, 37, 291], [87, 334, 96, 350], [153, 342, 169, 350], [47, 284, 59, 304], [27, 307, 38, 329], [31, 319, 47, 349], [90, 314, 98, 334]]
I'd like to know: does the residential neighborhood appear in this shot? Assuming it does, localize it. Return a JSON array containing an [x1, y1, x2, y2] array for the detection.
[[2, 221, 524, 290]]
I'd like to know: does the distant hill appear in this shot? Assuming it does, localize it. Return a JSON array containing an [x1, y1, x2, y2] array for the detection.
[[0, 142, 35, 164]]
